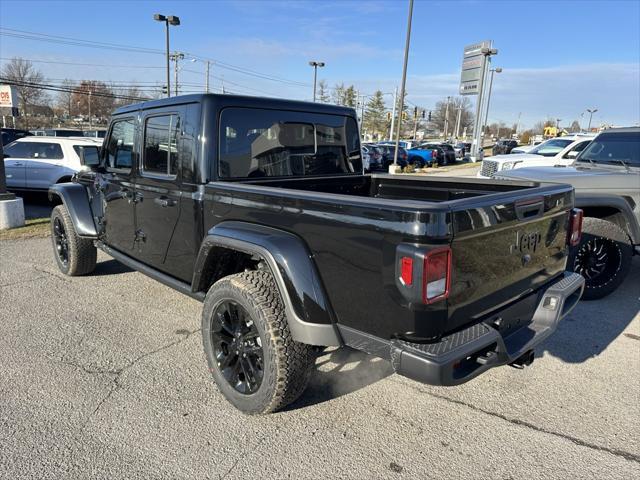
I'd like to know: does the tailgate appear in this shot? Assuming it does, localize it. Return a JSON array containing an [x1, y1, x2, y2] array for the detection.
[[446, 185, 573, 331]]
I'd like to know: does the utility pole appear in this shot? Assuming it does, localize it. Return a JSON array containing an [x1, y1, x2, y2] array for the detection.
[[389, 86, 398, 141], [88, 90, 92, 129], [360, 95, 366, 128], [171, 52, 184, 96], [443, 96, 451, 139], [455, 106, 462, 139], [393, 0, 414, 166], [205, 61, 210, 93]]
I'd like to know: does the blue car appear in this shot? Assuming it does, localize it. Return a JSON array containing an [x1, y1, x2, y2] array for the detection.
[[406, 145, 436, 167]]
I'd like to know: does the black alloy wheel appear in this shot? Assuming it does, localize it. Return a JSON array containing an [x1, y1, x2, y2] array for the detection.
[[573, 237, 621, 287], [53, 216, 69, 267], [211, 300, 264, 394]]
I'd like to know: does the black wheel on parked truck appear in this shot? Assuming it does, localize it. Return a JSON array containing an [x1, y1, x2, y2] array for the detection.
[[568, 217, 632, 300], [50, 205, 97, 276], [202, 270, 314, 414]]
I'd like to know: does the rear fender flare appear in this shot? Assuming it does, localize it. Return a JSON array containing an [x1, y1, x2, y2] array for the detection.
[[48, 183, 98, 238], [193, 221, 342, 346]]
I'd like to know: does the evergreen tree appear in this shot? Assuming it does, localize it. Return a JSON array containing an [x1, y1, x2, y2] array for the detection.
[[343, 85, 357, 108], [363, 90, 387, 139], [317, 80, 330, 103]]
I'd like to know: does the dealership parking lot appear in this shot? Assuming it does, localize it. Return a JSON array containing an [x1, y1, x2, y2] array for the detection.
[[1, 236, 638, 479]]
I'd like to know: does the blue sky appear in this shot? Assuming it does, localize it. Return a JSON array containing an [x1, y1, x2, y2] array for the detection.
[[1, 0, 639, 129]]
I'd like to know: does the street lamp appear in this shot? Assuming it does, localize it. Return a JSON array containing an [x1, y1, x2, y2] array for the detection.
[[154, 13, 180, 98], [308, 61, 325, 102], [483, 67, 502, 138], [586, 108, 598, 131]]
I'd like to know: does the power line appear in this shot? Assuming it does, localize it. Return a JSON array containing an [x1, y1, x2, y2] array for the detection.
[[0, 56, 164, 69]]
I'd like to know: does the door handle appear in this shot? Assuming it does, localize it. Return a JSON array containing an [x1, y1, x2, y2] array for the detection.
[[154, 197, 176, 208], [12, 162, 24, 166]]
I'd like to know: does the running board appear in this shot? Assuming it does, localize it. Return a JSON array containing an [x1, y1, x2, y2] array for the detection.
[[95, 241, 205, 302]]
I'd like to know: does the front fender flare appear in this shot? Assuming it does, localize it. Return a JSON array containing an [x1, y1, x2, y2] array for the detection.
[[193, 221, 342, 347], [48, 183, 98, 238]]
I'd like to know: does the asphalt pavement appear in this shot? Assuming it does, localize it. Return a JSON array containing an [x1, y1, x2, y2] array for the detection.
[[1, 236, 638, 479]]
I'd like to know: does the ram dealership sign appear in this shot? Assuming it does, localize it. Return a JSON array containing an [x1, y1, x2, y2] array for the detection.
[[459, 41, 491, 95]]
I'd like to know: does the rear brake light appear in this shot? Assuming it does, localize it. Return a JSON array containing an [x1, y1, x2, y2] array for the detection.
[[432, 150, 438, 158], [400, 257, 413, 286], [568, 208, 583, 246], [423, 247, 451, 304]]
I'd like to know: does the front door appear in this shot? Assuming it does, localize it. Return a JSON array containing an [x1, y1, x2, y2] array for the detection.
[[2, 141, 32, 189], [101, 117, 137, 253], [133, 112, 182, 273]]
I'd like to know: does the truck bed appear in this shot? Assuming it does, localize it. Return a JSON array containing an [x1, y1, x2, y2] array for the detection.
[[203, 174, 573, 343]]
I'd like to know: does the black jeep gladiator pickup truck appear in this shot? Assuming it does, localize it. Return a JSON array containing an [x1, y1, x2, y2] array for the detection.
[[49, 94, 584, 414]]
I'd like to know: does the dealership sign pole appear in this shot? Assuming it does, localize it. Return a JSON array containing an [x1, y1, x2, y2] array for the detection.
[[460, 41, 497, 161]]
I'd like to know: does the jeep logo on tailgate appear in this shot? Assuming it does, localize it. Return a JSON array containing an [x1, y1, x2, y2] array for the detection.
[[510, 230, 541, 255]]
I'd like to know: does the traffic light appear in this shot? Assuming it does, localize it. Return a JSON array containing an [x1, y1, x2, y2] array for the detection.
[[413, 106, 418, 118], [402, 111, 407, 121], [421, 110, 425, 119], [161, 84, 168, 95], [428, 111, 432, 122], [386, 111, 391, 121]]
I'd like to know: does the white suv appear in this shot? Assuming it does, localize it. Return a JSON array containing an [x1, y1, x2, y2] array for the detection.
[[3, 136, 101, 191], [478, 135, 595, 178]]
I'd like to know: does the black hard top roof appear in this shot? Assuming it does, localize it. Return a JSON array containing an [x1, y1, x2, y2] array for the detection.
[[113, 93, 357, 117]]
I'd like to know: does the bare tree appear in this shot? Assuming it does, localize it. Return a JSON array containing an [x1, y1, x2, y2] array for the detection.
[[0, 57, 47, 128], [71, 80, 115, 124], [429, 96, 473, 137], [56, 79, 76, 118], [317, 80, 330, 103]]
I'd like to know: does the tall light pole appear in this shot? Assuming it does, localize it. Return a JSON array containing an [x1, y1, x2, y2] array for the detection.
[[153, 13, 180, 98], [483, 67, 502, 138], [471, 46, 498, 161], [586, 108, 598, 131], [393, 0, 414, 166], [308, 61, 325, 102]]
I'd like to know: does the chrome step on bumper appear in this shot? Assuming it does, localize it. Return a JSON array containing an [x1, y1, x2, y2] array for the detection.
[[390, 272, 585, 386]]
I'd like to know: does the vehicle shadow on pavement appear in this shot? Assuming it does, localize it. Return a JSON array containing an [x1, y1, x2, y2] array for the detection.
[[285, 347, 394, 411], [93, 259, 134, 276], [17, 192, 55, 219], [540, 258, 640, 363]]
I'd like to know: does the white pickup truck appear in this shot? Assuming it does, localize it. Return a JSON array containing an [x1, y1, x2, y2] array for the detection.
[[478, 134, 595, 178]]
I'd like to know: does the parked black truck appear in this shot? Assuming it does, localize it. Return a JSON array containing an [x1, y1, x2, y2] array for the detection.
[[49, 94, 584, 414]]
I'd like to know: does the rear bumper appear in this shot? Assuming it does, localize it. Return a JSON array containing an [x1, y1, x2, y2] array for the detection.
[[390, 272, 584, 386]]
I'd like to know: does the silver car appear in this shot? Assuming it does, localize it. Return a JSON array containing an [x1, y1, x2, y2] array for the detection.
[[3, 136, 101, 191]]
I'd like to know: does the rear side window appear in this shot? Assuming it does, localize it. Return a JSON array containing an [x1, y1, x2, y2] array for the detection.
[[143, 114, 181, 176], [106, 119, 135, 170], [5, 141, 63, 159], [218, 107, 362, 179]]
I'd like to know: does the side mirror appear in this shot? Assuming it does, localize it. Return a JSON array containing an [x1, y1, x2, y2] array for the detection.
[[79, 146, 101, 168]]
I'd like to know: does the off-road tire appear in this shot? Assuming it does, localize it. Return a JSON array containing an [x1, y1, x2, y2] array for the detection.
[[50, 205, 97, 276], [202, 271, 314, 414], [568, 217, 632, 300]]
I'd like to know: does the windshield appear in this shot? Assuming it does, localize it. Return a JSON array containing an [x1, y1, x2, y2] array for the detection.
[[529, 138, 573, 157], [577, 131, 640, 166]]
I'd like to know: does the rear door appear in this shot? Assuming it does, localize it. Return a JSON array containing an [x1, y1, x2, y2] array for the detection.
[[446, 186, 573, 330], [2, 141, 29, 188], [25, 141, 66, 189], [133, 109, 183, 272], [102, 117, 137, 253]]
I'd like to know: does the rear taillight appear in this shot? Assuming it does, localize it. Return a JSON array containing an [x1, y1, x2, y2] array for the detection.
[[432, 150, 438, 159], [400, 257, 413, 286], [423, 247, 451, 304], [568, 208, 583, 246]]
